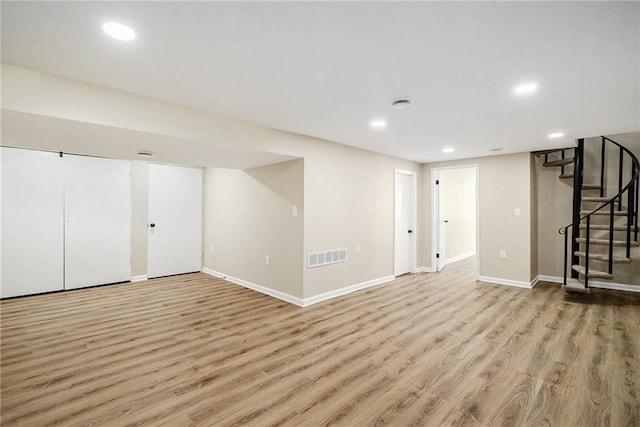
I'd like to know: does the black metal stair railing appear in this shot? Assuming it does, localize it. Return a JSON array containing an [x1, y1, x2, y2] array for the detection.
[[559, 136, 639, 288]]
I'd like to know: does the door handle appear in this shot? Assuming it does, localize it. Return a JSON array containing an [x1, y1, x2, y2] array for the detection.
[[444, 220, 449, 223], [408, 229, 413, 234], [149, 223, 156, 228]]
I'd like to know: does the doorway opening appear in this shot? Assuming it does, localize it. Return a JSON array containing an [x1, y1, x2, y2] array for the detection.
[[394, 169, 417, 277], [431, 165, 479, 275]]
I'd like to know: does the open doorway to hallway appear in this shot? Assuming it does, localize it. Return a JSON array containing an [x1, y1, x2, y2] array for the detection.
[[432, 165, 479, 274]]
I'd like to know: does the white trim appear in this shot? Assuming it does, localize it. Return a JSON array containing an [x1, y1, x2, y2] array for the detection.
[[202, 268, 305, 306], [503, 274, 640, 293], [530, 275, 540, 288], [590, 281, 640, 293], [394, 169, 417, 276], [417, 266, 435, 273], [131, 275, 148, 282], [202, 268, 396, 306], [536, 275, 563, 284], [303, 275, 395, 306], [478, 275, 534, 289]]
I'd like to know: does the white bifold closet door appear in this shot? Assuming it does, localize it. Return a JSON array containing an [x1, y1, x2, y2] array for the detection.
[[64, 155, 131, 289], [148, 163, 202, 278], [1, 148, 64, 298]]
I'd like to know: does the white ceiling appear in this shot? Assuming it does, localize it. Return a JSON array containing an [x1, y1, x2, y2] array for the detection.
[[2, 1, 639, 164]]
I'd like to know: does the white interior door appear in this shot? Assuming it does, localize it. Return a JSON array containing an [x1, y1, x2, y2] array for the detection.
[[64, 155, 131, 289], [148, 164, 202, 278], [394, 171, 415, 276], [1, 147, 64, 297], [437, 172, 447, 271]]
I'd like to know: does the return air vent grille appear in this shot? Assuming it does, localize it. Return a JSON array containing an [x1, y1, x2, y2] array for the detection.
[[308, 248, 347, 268]]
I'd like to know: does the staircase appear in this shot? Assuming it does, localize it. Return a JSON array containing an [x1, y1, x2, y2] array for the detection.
[[535, 136, 639, 293]]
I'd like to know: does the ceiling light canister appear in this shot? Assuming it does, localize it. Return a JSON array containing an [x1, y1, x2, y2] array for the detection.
[[370, 120, 387, 129], [103, 22, 136, 41], [513, 82, 538, 95]]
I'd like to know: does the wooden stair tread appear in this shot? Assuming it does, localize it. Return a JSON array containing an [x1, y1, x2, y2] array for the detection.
[[534, 148, 575, 155], [580, 210, 628, 216], [572, 265, 614, 279], [579, 224, 639, 231], [575, 237, 640, 247], [574, 252, 631, 263], [564, 278, 590, 293], [544, 158, 575, 167], [581, 196, 611, 203], [559, 173, 574, 179], [582, 184, 603, 190]]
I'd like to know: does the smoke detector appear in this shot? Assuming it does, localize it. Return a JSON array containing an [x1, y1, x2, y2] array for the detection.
[[391, 98, 412, 110]]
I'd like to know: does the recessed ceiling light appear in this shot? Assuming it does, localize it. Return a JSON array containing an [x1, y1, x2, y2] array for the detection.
[[370, 119, 387, 129], [513, 82, 538, 95], [391, 98, 412, 110], [548, 132, 565, 139], [103, 22, 136, 41], [442, 147, 454, 153], [137, 150, 153, 157]]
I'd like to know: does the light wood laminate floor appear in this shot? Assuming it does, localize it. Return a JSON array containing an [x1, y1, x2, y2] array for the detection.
[[1, 258, 639, 426]]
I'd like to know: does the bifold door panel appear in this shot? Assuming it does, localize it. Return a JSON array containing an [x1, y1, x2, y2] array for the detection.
[[64, 155, 131, 290], [1, 148, 132, 297], [1, 148, 65, 298]]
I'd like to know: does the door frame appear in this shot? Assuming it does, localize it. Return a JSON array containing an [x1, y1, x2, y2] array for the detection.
[[394, 169, 417, 276], [431, 164, 480, 277]]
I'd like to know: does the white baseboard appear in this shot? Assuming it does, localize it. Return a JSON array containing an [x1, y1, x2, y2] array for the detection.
[[202, 268, 304, 306], [302, 275, 395, 306], [445, 252, 475, 265], [417, 266, 435, 273], [202, 268, 395, 307], [478, 275, 534, 289], [536, 275, 563, 284], [131, 275, 148, 283], [589, 280, 640, 293], [528, 274, 639, 293]]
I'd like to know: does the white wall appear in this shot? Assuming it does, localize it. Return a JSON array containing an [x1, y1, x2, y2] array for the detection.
[[203, 160, 304, 298], [423, 153, 535, 285], [2, 65, 426, 300]]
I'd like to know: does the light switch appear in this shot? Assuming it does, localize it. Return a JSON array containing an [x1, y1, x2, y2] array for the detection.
[[292, 206, 298, 217], [514, 208, 521, 216]]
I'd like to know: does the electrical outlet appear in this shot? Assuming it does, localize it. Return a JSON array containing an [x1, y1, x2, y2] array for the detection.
[[292, 206, 298, 217], [500, 250, 507, 259], [356, 244, 361, 253], [265, 255, 270, 265]]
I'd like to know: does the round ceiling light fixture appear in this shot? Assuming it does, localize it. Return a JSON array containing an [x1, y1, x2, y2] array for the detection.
[[102, 22, 136, 41], [370, 119, 387, 129], [490, 147, 504, 152], [137, 150, 153, 157], [513, 82, 538, 95], [391, 98, 412, 110]]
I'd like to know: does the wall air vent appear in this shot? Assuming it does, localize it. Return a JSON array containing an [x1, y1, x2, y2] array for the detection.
[[308, 248, 347, 268]]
